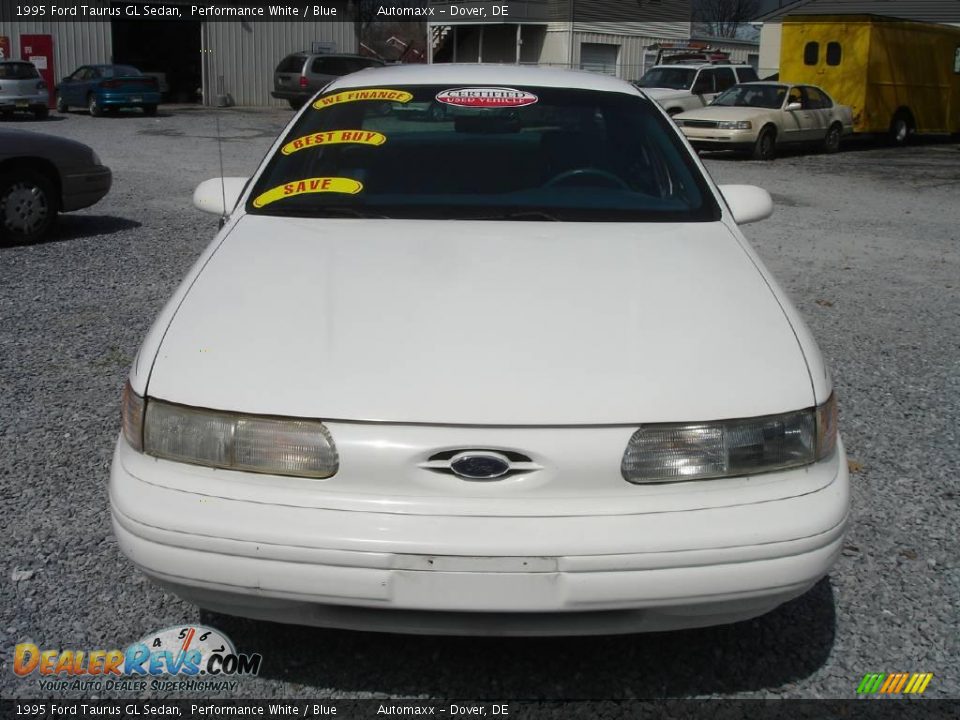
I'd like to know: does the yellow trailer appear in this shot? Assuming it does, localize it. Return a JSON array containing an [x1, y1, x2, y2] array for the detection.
[[780, 15, 960, 143]]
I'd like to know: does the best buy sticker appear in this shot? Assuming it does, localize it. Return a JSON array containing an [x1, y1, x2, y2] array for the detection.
[[281, 130, 386, 156], [252, 177, 363, 208], [313, 89, 413, 110]]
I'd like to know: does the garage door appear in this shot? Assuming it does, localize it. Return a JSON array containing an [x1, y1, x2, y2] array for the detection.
[[580, 43, 619, 76]]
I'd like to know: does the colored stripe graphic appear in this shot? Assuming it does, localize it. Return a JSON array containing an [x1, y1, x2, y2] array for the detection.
[[857, 674, 885, 693], [857, 673, 932, 694]]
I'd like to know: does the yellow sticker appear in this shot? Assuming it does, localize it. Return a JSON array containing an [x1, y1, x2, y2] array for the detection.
[[252, 177, 363, 208], [312, 88, 413, 110], [281, 130, 386, 156]]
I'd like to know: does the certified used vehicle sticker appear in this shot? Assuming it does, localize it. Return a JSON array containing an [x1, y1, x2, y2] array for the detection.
[[281, 130, 387, 155], [436, 87, 539, 108], [252, 178, 363, 208], [313, 89, 413, 110]]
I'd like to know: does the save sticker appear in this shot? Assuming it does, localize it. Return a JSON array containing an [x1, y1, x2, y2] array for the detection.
[[313, 88, 413, 110], [252, 177, 363, 208], [281, 130, 386, 156]]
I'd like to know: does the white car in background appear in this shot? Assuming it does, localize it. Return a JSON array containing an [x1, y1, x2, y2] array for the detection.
[[111, 64, 848, 636], [676, 82, 854, 160], [633, 62, 760, 116]]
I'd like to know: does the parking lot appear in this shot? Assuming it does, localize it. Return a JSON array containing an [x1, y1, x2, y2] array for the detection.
[[1, 107, 958, 701]]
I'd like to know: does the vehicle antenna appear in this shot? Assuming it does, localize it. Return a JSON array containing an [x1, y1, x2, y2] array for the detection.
[[215, 109, 227, 226]]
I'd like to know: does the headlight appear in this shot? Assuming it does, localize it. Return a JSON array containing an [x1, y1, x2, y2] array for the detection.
[[716, 120, 753, 130], [120, 387, 338, 478], [621, 394, 838, 484]]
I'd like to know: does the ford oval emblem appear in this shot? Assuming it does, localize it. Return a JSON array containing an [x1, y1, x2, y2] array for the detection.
[[449, 452, 511, 481]]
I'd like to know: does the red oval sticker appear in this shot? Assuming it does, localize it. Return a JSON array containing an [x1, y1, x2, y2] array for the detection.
[[436, 87, 538, 108]]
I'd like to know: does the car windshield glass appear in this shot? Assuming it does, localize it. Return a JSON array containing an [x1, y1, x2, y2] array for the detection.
[[101, 65, 141, 78], [636, 67, 696, 90], [0, 63, 39, 79], [711, 84, 786, 109], [247, 85, 718, 222]]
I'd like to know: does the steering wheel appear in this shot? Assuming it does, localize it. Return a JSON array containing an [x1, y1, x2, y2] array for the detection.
[[543, 168, 630, 190]]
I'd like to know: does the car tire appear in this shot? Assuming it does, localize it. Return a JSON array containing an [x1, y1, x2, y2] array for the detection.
[[88, 94, 102, 117], [143, 104, 158, 116], [287, 99, 305, 110], [752, 126, 777, 161], [56, 95, 69, 113], [823, 123, 842, 153], [0, 169, 59, 245], [888, 111, 912, 146]]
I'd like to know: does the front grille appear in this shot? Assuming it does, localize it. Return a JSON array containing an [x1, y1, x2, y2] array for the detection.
[[682, 119, 719, 128], [420, 449, 540, 479]]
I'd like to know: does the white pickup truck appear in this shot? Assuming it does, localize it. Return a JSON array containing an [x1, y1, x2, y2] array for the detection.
[[634, 63, 760, 116]]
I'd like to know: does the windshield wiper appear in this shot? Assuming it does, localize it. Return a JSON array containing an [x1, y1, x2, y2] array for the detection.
[[312, 207, 391, 219], [469, 210, 561, 221]]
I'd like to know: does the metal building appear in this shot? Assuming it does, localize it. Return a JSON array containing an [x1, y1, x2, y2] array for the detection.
[[0, 4, 357, 107]]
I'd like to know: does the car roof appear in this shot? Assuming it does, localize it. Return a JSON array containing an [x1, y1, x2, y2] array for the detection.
[[649, 63, 746, 69], [329, 63, 641, 94]]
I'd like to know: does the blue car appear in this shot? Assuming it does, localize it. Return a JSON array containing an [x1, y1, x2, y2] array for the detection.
[[56, 64, 161, 117]]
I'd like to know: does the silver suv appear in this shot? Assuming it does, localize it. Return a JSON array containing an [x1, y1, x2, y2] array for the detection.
[[0, 61, 49, 120], [271, 53, 385, 109], [634, 63, 759, 116]]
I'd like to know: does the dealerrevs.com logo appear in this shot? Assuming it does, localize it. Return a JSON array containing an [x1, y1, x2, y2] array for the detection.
[[13, 625, 262, 693], [857, 672, 934, 695]]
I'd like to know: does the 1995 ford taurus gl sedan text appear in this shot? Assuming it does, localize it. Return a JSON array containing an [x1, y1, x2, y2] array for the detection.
[[110, 65, 848, 635]]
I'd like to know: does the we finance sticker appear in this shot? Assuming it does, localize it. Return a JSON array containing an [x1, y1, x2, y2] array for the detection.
[[312, 88, 413, 110], [436, 87, 538, 108], [281, 129, 386, 156], [252, 177, 363, 208]]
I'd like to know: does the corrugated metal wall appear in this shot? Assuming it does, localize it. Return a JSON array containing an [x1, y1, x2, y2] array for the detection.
[[204, 22, 358, 106], [0, 19, 112, 81]]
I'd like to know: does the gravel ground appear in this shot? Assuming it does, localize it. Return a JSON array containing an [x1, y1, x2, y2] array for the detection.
[[1, 106, 958, 702]]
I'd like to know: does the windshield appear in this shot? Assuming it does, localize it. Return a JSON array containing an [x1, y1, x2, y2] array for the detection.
[[247, 84, 718, 222], [636, 67, 696, 90], [711, 84, 786, 109]]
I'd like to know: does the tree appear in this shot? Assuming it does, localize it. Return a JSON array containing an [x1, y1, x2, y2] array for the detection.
[[692, 0, 762, 38]]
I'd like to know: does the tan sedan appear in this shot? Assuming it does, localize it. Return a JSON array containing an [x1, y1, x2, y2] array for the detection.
[[674, 82, 853, 160]]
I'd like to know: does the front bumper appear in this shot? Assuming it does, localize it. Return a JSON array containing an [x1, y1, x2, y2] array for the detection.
[[110, 436, 849, 635], [681, 127, 757, 152], [61, 165, 112, 212]]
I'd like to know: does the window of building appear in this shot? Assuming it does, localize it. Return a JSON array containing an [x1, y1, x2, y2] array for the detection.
[[826, 42, 842, 66], [804, 42, 819, 66], [580, 43, 619, 76]]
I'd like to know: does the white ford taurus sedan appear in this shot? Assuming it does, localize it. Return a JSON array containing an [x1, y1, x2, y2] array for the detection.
[[110, 64, 848, 635]]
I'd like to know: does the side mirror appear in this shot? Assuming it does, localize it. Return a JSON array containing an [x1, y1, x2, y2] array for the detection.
[[192, 177, 249, 216], [718, 184, 773, 225], [785, 102, 802, 111]]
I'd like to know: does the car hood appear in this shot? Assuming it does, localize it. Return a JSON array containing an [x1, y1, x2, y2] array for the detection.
[[146, 215, 813, 425], [676, 106, 770, 122], [639, 87, 690, 101]]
